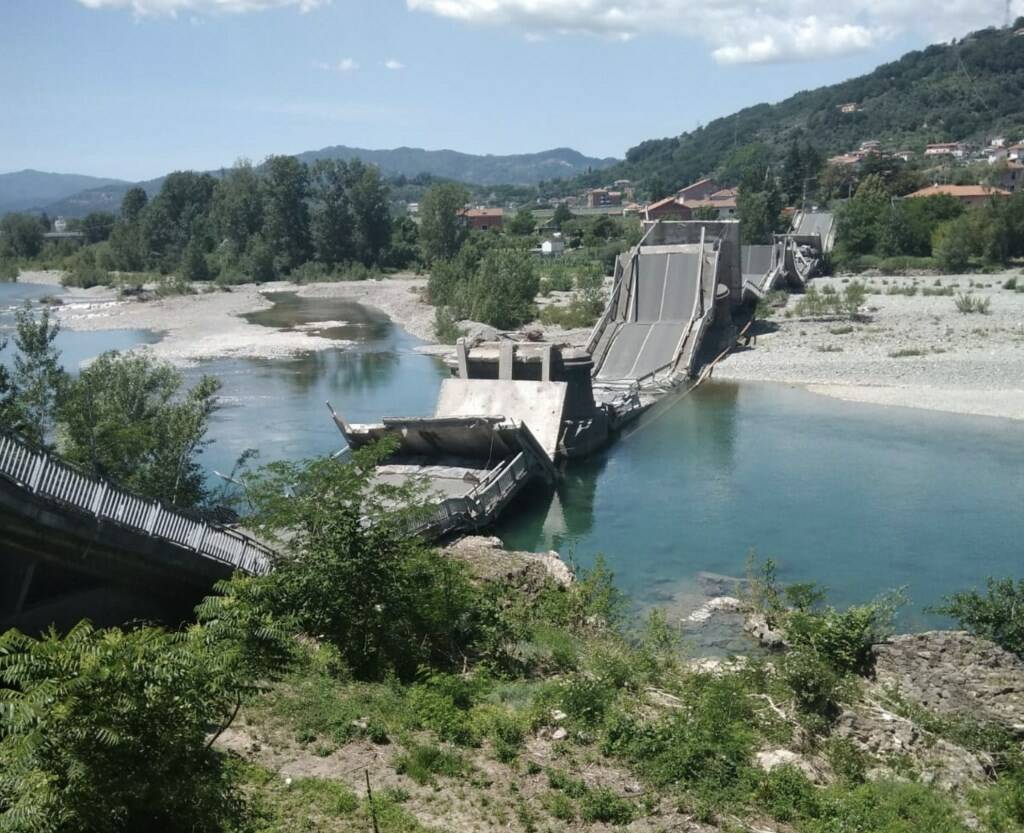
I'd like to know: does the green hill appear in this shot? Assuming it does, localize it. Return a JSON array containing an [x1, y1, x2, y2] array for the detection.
[[584, 21, 1024, 197]]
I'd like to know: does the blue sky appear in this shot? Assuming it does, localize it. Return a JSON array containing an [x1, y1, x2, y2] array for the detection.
[[1, 0, 1018, 181]]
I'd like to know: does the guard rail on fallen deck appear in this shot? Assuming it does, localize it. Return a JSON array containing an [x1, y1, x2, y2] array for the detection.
[[0, 432, 274, 575]]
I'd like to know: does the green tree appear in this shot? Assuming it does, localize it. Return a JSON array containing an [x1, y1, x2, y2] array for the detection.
[[79, 212, 116, 244], [933, 216, 975, 273], [506, 208, 536, 236], [120, 187, 149, 224], [139, 171, 217, 271], [242, 442, 485, 679], [721, 143, 772, 191], [260, 155, 312, 274], [0, 619, 282, 833], [179, 233, 211, 282], [57, 351, 220, 508], [0, 213, 44, 259], [551, 202, 574, 230], [309, 158, 355, 267], [108, 189, 148, 272], [210, 160, 263, 262], [9, 303, 67, 447], [419, 183, 469, 264], [462, 248, 539, 328], [933, 577, 1024, 657], [385, 214, 419, 269], [738, 183, 783, 244], [347, 160, 392, 266]]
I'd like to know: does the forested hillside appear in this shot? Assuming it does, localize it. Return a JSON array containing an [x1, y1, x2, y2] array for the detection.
[[583, 20, 1024, 198], [0, 170, 127, 214]]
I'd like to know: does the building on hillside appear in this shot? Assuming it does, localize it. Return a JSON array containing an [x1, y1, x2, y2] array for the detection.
[[586, 188, 623, 208], [53, 217, 68, 233], [613, 179, 635, 200], [924, 142, 968, 159], [406, 202, 419, 215], [827, 153, 863, 169], [859, 140, 881, 153], [904, 184, 1011, 206], [837, 102, 860, 114], [988, 146, 1009, 164], [684, 187, 739, 219], [893, 150, 915, 162], [644, 196, 692, 221], [459, 207, 504, 231], [675, 178, 721, 202], [995, 162, 1024, 193]]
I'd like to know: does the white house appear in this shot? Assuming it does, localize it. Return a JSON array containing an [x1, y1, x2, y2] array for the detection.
[[541, 236, 565, 256]]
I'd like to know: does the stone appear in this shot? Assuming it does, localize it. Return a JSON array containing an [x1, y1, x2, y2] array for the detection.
[[744, 611, 787, 650], [551, 728, 568, 741], [755, 749, 827, 783], [685, 596, 744, 624]]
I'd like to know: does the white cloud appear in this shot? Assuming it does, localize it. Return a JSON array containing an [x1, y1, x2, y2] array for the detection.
[[77, 0, 326, 15], [406, 0, 1024, 63], [314, 58, 359, 71], [384, 59, 406, 70]]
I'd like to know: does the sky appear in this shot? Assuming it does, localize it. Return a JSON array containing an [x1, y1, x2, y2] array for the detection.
[[2, 0, 1023, 181]]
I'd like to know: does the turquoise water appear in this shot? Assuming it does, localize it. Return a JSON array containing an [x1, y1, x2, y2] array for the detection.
[[495, 381, 1024, 628], [4, 280, 1023, 627]]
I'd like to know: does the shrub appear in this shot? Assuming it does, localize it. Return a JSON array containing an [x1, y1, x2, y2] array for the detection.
[[394, 743, 467, 785], [1004, 277, 1018, 290], [542, 791, 576, 821], [806, 780, 969, 833], [0, 258, 17, 281], [756, 765, 821, 823], [780, 648, 845, 720], [433, 306, 465, 343], [933, 577, 1024, 657], [579, 787, 634, 825], [889, 347, 927, 358], [954, 293, 991, 314], [559, 674, 614, 727]]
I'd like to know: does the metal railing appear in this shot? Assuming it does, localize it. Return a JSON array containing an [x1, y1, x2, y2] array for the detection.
[[0, 432, 274, 575]]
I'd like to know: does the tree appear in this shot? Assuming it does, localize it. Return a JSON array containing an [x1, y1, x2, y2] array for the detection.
[[260, 155, 311, 273], [109, 190, 148, 272], [309, 158, 355, 267], [121, 187, 149, 224], [79, 212, 116, 244], [933, 577, 1024, 657], [551, 202, 574, 230], [933, 216, 975, 273], [210, 160, 263, 262], [0, 213, 44, 259], [347, 161, 392, 266], [461, 248, 539, 329], [419, 183, 469, 264], [57, 351, 220, 508], [721, 143, 772, 191], [242, 441, 485, 679], [737, 183, 783, 244], [9, 303, 67, 446], [506, 208, 536, 236]]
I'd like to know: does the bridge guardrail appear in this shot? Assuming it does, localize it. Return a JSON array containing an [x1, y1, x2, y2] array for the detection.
[[0, 432, 274, 575]]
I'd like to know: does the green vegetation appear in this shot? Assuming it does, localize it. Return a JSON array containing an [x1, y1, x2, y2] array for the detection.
[[793, 282, 867, 319], [954, 292, 992, 314], [933, 578, 1024, 657]]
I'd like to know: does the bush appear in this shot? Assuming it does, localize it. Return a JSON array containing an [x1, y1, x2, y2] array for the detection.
[[933, 577, 1024, 657], [0, 258, 17, 281], [434, 306, 465, 343], [579, 787, 634, 825], [756, 765, 821, 822], [394, 743, 467, 785], [62, 248, 110, 289], [780, 648, 845, 720], [806, 780, 969, 833], [954, 293, 991, 314]]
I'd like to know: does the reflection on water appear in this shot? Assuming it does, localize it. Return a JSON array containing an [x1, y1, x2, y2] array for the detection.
[[191, 298, 447, 476], [496, 381, 1024, 628], [243, 291, 391, 342]]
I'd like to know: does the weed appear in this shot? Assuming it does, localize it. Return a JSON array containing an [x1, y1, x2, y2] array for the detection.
[[543, 790, 577, 821], [394, 743, 468, 785], [816, 344, 843, 352], [828, 325, 854, 335], [579, 787, 634, 824], [954, 293, 991, 315], [889, 347, 928, 358]]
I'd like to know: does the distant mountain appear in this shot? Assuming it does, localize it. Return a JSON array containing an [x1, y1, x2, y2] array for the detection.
[[0, 170, 127, 214], [294, 145, 619, 186], [42, 176, 165, 219], [575, 20, 1024, 197]]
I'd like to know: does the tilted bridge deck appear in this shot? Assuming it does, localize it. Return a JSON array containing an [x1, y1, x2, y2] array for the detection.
[[0, 432, 274, 577]]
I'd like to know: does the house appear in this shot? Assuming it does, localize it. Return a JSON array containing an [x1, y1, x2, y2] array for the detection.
[[827, 153, 863, 169], [904, 184, 1011, 206], [685, 187, 739, 219], [586, 188, 623, 208], [459, 207, 504, 232], [1007, 144, 1024, 162], [988, 147, 1009, 164], [924, 142, 968, 159], [995, 162, 1024, 193], [837, 102, 860, 114], [675, 178, 722, 202], [613, 179, 635, 200], [859, 140, 881, 153], [644, 196, 692, 221], [540, 235, 565, 256], [893, 150, 915, 162]]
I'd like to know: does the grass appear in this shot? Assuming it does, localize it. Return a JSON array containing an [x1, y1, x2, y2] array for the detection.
[[394, 743, 468, 785], [955, 293, 992, 315], [816, 344, 843, 353], [828, 325, 855, 335], [889, 347, 928, 358]]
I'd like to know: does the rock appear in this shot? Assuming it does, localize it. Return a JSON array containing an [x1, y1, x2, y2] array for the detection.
[[459, 321, 499, 344], [685, 656, 749, 676], [755, 749, 829, 783], [872, 631, 1024, 729], [551, 728, 568, 741], [833, 705, 992, 791], [444, 536, 574, 588], [550, 710, 567, 723], [744, 611, 787, 650], [685, 596, 744, 624]]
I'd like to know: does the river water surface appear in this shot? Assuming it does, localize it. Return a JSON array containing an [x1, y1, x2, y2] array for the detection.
[[3, 282, 1022, 632]]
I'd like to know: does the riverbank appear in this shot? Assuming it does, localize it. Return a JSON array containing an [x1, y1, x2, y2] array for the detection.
[[714, 273, 1024, 421]]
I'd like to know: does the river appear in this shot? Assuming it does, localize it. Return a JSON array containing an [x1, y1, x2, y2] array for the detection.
[[3, 281, 1022, 633]]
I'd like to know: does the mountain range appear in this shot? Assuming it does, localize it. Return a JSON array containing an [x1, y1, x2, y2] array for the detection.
[[0, 146, 618, 218]]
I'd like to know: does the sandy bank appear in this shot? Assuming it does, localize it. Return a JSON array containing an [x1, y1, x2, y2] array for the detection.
[[17, 271, 435, 365], [713, 273, 1024, 421]]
